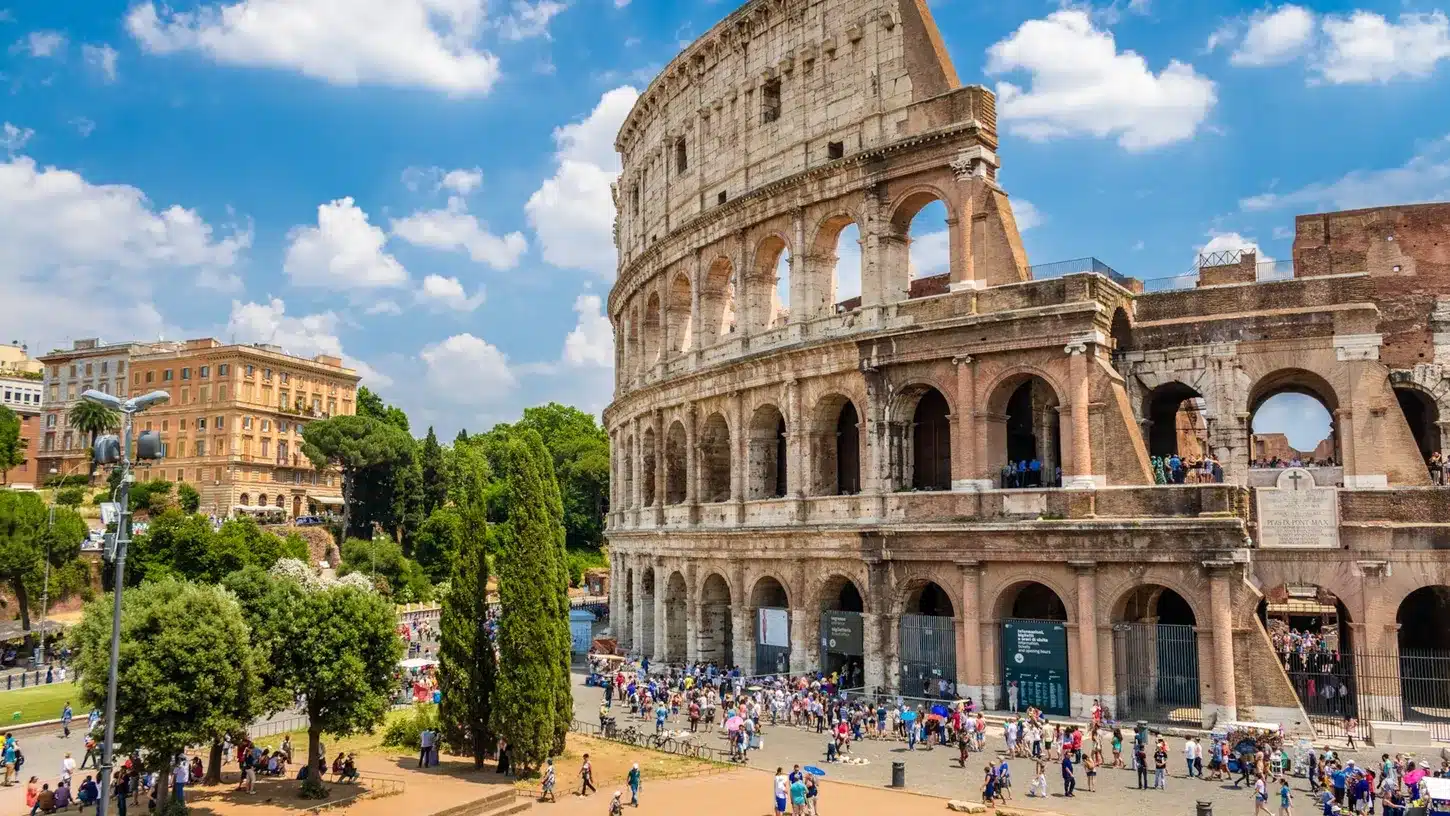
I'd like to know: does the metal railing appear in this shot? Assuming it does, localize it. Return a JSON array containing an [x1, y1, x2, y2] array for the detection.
[[1277, 648, 1450, 742], [1140, 260, 1298, 293], [1027, 257, 1132, 288], [570, 718, 736, 763]]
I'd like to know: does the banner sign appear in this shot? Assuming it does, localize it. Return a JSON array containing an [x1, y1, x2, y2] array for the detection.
[[757, 607, 790, 648]]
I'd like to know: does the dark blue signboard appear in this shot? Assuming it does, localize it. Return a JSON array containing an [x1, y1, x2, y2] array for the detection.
[[1001, 619, 1070, 717]]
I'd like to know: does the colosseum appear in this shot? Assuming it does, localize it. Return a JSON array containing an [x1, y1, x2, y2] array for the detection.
[[602, 0, 1450, 740]]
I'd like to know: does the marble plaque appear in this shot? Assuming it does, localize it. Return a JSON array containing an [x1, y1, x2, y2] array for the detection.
[[1256, 467, 1340, 549]]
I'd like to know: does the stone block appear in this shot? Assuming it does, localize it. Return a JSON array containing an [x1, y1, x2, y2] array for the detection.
[[946, 801, 987, 813]]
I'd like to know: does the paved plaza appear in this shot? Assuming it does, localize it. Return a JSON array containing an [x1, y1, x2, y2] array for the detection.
[[572, 674, 1431, 816]]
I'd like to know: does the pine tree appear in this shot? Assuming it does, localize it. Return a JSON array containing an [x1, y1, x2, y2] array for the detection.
[[439, 502, 496, 766], [490, 432, 568, 774], [420, 427, 448, 516]]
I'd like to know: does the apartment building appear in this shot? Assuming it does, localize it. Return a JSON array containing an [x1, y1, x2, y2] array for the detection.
[[0, 342, 44, 487], [36, 338, 156, 482], [127, 338, 360, 518]]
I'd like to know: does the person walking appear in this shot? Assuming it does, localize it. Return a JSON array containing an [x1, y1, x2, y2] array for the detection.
[[1061, 752, 1076, 797], [627, 763, 641, 807], [1135, 741, 1149, 789], [578, 753, 595, 797], [540, 758, 556, 803], [61, 704, 73, 739], [774, 767, 789, 816], [1154, 740, 1168, 790], [1028, 761, 1048, 798]]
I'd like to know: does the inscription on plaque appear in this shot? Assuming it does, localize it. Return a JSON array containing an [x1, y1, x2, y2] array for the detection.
[[1256, 467, 1340, 549]]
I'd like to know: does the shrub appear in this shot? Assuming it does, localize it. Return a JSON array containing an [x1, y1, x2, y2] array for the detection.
[[383, 704, 441, 749], [177, 483, 201, 514], [55, 486, 87, 508]]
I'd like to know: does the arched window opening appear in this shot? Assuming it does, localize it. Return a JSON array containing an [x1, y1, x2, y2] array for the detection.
[[699, 413, 732, 503], [906, 198, 950, 298], [640, 426, 657, 507], [836, 401, 861, 495], [239, 493, 250, 507], [1250, 371, 1338, 471], [999, 378, 1062, 488], [700, 258, 736, 342], [1009, 582, 1068, 621], [834, 223, 862, 313], [753, 577, 789, 609], [819, 576, 866, 685], [748, 404, 787, 499], [811, 215, 862, 316], [1110, 307, 1133, 354], [1395, 387, 1440, 464], [667, 273, 693, 356], [664, 421, 687, 505], [641, 294, 662, 370], [911, 388, 952, 491], [753, 576, 791, 675], [1143, 382, 1208, 464], [698, 573, 734, 666], [901, 581, 957, 698], [748, 236, 791, 332], [907, 582, 955, 617], [1397, 586, 1450, 721], [821, 576, 865, 613]]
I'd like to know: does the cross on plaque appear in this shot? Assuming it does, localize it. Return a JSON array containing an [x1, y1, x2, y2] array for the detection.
[[1287, 470, 1307, 491]]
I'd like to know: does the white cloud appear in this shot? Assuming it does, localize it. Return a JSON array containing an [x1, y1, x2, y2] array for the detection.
[[284, 197, 409, 290], [390, 197, 527, 269], [1240, 134, 1450, 213], [908, 231, 949, 280], [402, 165, 485, 195], [82, 43, 119, 81], [1197, 232, 1279, 276], [14, 30, 66, 58], [525, 86, 638, 276], [2, 122, 33, 154], [563, 293, 613, 367], [498, 0, 567, 42], [1231, 5, 1314, 67], [70, 118, 96, 138], [985, 10, 1217, 151], [440, 167, 483, 196], [1319, 11, 1450, 84], [126, 0, 500, 96], [365, 300, 402, 316], [417, 274, 486, 312], [420, 334, 518, 403], [226, 298, 391, 387], [1013, 199, 1043, 231]]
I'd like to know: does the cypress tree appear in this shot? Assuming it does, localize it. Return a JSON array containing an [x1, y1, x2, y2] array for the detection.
[[420, 427, 448, 516], [490, 433, 566, 774], [521, 430, 575, 755], [438, 502, 496, 766]]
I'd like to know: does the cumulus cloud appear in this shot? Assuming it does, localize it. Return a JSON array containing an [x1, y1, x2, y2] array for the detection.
[[1013, 199, 1044, 231], [525, 86, 638, 276], [14, 30, 66, 58], [416, 274, 486, 312], [390, 196, 527, 269], [226, 298, 391, 387], [126, 0, 500, 96], [562, 293, 613, 367], [985, 10, 1217, 151], [1215, 6, 1450, 84], [1198, 232, 1275, 266], [1231, 5, 1314, 66], [2, 122, 34, 154], [440, 167, 483, 196], [83, 43, 119, 81], [420, 334, 518, 403], [284, 197, 409, 290], [1240, 134, 1450, 213], [498, 0, 567, 41]]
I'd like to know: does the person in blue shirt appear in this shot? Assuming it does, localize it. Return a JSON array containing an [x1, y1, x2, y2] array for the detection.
[[1278, 777, 1292, 816], [1028, 459, 1042, 487], [1331, 765, 1348, 807], [1060, 753, 1076, 797]]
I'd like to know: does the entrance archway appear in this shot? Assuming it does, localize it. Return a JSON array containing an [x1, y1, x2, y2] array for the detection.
[[752, 576, 792, 675], [819, 575, 866, 687], [663, 571, 688, 664], [698, 573, 734, 668], [1395, 387, 1440, 464], [910, 387, 951, 491], [991, 375, 1061, 488], [1260, 584, 1356, 723], [1396, 586, 1450, 722], [1112, 585, 1202, 724], [998, 581, 1070, 715], [900, 581, 957, 698], [748, 404, 787, 499], [699, 413, 731, 502], [1143, 382, 1208, 461], [292, 495, 302, 517], [640, 567, 656, 658]]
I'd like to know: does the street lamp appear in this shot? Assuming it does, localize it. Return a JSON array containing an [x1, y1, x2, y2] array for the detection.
[[84, 388, 169, 816]]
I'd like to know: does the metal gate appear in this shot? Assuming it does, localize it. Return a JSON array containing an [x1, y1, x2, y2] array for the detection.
[[899, 614, 957, 698], [1112, 622, 1202, 725], [755, 607, 791, 675]]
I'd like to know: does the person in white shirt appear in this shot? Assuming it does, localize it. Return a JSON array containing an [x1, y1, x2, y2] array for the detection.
[[773, 768, 789, 816], [1184, 739, 1198, 778], [173, 756, 191, 803], [61, 752, 77, 783]]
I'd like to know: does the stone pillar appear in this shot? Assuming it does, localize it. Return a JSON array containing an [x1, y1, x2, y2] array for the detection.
[[864, 612, 887, 692], [653, 567, 668, 661], [957, 561, 984, 701], [631, 417, 643, 513], [689, 251, 703, 361], [735, 229, 752, 344], [860, 189, 884, 309], [653, 409, 666, 524], [631, 563, 645, 655], [732, 606, 753, 673], [791, 606, 812, 674], [1072, 561, 1100, 716], [862, 369, 889, 518], [787, 379, 806, 514], [1064, 341, 1098, 489], [685, 591, 700, 665], [1336, 408, 1360, 486], [684, 404, 699, 520], [1206, 562, 1239, 721], [952, 356, 989, 490], [730, 391, 746, 523], [788, 207, 807, 329]]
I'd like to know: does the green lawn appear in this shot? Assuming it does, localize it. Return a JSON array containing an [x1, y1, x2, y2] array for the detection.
[[0, 680, 83, 727]]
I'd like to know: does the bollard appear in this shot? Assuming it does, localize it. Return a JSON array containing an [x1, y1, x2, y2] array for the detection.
[[20, 673, 25, 688], [891, 761, 906, 788], [5, 675, 10, 691], [1197, 801, 1213, 816]]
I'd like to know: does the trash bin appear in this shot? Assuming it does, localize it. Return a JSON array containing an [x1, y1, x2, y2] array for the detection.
[[1196, 801, 1213, 816], [891, 761, 906, 788]]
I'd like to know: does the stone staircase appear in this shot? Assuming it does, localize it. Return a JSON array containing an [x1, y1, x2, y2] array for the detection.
[[433, 787, 533, 816]]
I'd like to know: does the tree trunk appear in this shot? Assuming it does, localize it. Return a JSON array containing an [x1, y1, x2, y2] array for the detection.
[[341, 471, 353, 542], [13, 576, 32, 648], [205, 741, 224, 785], [156, 765, 171, 808], [308, 722, 322, 779]]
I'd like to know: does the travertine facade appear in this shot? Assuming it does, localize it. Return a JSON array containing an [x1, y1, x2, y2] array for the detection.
[[604, 0, 1450, 735]]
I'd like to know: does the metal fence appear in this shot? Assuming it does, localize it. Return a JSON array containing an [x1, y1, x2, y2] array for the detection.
[[899, 614, 957, 699], [569, 718, 736, 763], [1112, 622, 1201, 726], [1027, 257, 1132, 288], [1279, 649, 1450, 742]]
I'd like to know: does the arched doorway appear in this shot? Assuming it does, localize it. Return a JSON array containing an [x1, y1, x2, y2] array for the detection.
[[698, 573, 734, 668], [1110, 307, 1133, 354], [642, 293, 662, 369], [664, 421, 687, 505], [1111, 585, 1201, 725], [699, 257, 736, 342], [999, 581, 1070, 715], [292, 495, 302, 517], [1143, 382, 1208, 464], [900, 581, 957, 698], [911, 388, 951, 491], [1396, 586, 1450, 723], [819, 575, 866, 687], [1260, 584, 1356, 725], [748, 404, 787, 499], [902, 196, 950, 296], [239, 492, 250, 507], [1395, 387, 1440, 464], [640, 567, 656, 658], [992, 375, 1061, 488], [663, 571, 688, 664], [667, 272, 693, 357], [1249, 370, 1339, 470], [699, 413, 731, 502], [748, 236, 791, 333], [752, 576, 792, 675]]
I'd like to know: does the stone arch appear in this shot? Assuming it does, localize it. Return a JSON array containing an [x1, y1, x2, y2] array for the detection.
[[985, 369, 1065, 487], [664, 420, 687, 505], [257, 493, 268, 507], [1393, 383, 1440, 462], [747, 402, 788, 500], [890, 186, 955, 298], [747, 233, 792, 332], [1143, 381, 1208, 461], [1112, 583, 1201, 626], [1396, 585, 1450, 652], [809, 211, 864, 317], [1248, 368, 1341, 466], [897, 576, 959, 696], [699, 412, 732, 502], [699, 256, 736, 341], [818, 573, 867, 612], [898, 577, 957, 618], [640, 425, 657, 507], [698, 571, 734, 666], [750, 572, 794, 674], [275, 494, 285, 509], [887, 382, 954, 492], [994, 579, 1071, 621], [641, 292, 662, 369], [663, 570, 688, 663], [238, 492, 250, 507], [809, 393, 862, 496], [1109, 306, 1133, 354], [751, 574, 792, 609], [622, 434, 636, 508], [1109, 582, 1203, 723], [667, 271, 693, 356]]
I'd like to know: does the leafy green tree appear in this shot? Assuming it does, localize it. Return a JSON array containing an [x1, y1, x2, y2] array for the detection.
[[484, 405, 609, 551], [357, 386, 410, 432], [267, 584, 403, 798], [490, 431, 571, 773], [338, 536, 432, 601], [0, 490, 86, 639], [127, 479, 174, 513], [419, 427, 447, 516], [55, 486, 86, 508], [176, 482, 201, 513], [0, 406, 25, 485], [439, 500, 496, 766], [130, 511, 307, 585], [72, 578, 261, 806], [446, 437, 493, 510], [301, 415, 415, 538], [392, 452, 426, 550], [66, 400, 120, 479], [413, 506, 465, 583]]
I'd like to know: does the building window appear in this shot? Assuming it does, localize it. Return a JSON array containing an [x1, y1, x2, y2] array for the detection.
[[200, 385, 209, 402], [280, 372, 290, 384], [263, 368, 272, 380], [243, 416, 253, 430], [45, 414, 55, 428], [279, 421, 288, 434], [85, 363, 93, 376], [100, 361, 109, 374], [196, 440, 206, 457], [181, 367, 191, 380], [145, 371, 154, 384], [218, 364, 230, 376], [69, 365, 77, 377], [246, 365, 255, 377], [631, 185, 640, 216], [262, 419, 271, 432], [180, 387, 190, 403], [675, 138, 688, 173], [828, 141, 844, 160], [163, 369, 173, 381], [762, 78, 781, 124], [716, 190, 727, 206], [116, 360, 125, 375], [161, 420, 169, 432], [215, 416, 224, 430], [261, 439, 270, 457], [219, 385, 228, 400], [200, 365, 210, 378], [196, 417, 206, 431]]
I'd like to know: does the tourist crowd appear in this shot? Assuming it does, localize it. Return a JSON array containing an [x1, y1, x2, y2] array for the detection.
[[1153, 454, 1225, 484]]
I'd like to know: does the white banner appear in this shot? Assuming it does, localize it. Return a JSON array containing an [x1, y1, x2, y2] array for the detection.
[[757, 607, 790, 648]]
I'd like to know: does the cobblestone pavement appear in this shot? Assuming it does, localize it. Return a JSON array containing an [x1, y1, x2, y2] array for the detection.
[[572, 675, 1435, 816]]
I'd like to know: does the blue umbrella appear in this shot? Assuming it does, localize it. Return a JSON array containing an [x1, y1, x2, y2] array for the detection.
[[930, 704, 949, 717], [900, 710, 917, 722], [803, 765, 827, 777]]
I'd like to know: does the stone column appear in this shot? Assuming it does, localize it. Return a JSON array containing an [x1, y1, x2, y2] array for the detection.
[[630, 417, 643, 513], [957, 561, 984, 701], [789, 207, 807, 330], [791, 606, 812, 675], [786, 379, 806, 518], [862, 369, 889, 518], [630, 563, 645, 657], [684, 404, 699, 521], [689, 251, 703, 362], [685, 593, 700, 665], [653, 409, 666, 524], [1064, 341, 1097, 489], [735, 230, 752, 344], [952, 356, 989, 490], [864, 612, 887, 692], [1336, 408, 1359, 485], [1072, 561, 1100, 716], [732, 606, 753, 673], [1206, 561, 1239, 721], [653, 566, 668, 661], [860, 189, 884, 309], [730, 391, 746, 523]]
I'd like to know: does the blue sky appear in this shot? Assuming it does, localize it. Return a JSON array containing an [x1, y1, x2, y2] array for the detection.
[[3, 0, 1449, 438]]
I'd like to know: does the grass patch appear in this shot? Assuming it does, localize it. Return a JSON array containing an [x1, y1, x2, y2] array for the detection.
[[0, 680, 83, 726]]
